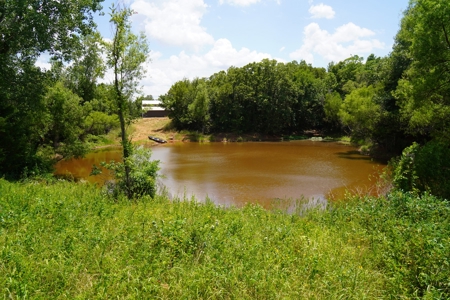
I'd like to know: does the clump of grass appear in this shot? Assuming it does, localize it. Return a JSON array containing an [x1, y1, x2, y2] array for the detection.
[[329, 192, 450, 298], [339, 136, 352, 144], [1, 179, 448, 298], [85, 134, 116, 147], [283, 135, 308, 141]]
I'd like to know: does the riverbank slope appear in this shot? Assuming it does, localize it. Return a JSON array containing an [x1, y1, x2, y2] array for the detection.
[[129, 117, 350, 145], [1, 179, 448, 298]]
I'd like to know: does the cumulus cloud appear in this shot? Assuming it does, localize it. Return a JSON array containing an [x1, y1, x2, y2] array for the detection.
[[131, 0, 214, 51], [219, 0, 281, 6], [289, 22, 384, 64], [140, 39, 273, 97], [219, 0, 262, 6], [308, 3, 335, 19], [35, 52, 52, 71]]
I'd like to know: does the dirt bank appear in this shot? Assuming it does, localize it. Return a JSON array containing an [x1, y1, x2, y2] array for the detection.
[[129, 117, 176, 144]]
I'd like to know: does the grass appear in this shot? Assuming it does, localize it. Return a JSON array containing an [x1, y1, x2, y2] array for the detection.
[[1, 179, 449, 299]]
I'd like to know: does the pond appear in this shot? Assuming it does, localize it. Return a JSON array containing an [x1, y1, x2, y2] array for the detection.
[[55, 141, 385, 208]]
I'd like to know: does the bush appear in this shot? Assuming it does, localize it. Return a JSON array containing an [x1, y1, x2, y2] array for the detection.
[[391, 141, 450, 199], [332, 191, 450, 298], [97, 146, 159, 199]]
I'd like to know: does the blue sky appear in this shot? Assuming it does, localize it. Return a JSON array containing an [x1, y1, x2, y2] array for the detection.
[[93, 0, 409, 98]]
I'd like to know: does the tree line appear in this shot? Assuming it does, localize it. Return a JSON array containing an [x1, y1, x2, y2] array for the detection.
[[162, 0, 450, 152], [163, 53, 409, 149], [161, 0, 450, 199], [0, 1, 148, 182]]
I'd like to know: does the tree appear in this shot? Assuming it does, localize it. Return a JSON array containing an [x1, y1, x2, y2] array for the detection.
[[188, 80, 210, 133], [394, 0, 450, 141], [0, 56, 50, 177], [328, 55, 364, 97], [0, 0, 103, 59], [339, 86, 381, 139], [162, 79, 196, 130], [106, 5, 150, 198], [0, 0, 104, 178], [65, 32, 106, 103], [43, 81, 87, 157], [324, 91, 342, 128]]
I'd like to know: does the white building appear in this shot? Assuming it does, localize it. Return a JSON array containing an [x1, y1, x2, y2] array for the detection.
[[142, 100, 167, 117]]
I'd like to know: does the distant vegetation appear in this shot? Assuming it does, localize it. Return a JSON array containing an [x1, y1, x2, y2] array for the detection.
[[162, 0, 450, 162], [160, 0, 450, 199]]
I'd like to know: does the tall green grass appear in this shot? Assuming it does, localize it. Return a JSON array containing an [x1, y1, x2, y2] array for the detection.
[[1, 179, 449, 298]]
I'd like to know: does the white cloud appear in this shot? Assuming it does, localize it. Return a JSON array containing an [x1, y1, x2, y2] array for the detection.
[[35, 59, 51, 71], [219, 0, 261, 6], [140, 39, 273, 97], [290, 22, 384, 64], [204, 38, 272, 67], [308, 3, 335, 19], [35, 52, 52, 71], [131, 0, 214, 51]]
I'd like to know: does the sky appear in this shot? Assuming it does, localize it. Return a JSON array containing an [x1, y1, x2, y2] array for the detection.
[[72, 0, 411, 98]]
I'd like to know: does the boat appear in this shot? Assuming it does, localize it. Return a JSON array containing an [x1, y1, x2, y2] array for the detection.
[[148, 136, 167, 144]]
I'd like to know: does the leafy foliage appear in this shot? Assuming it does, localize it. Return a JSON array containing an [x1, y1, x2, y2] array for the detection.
[[164, 59, 329, 134], [0, 0, 104, 178], [105, 5, 149, 198], [0, 0, 103, 59], [339, 86, 381, 139], [0, 55, 51, 178], [394, 0, 450, 141], [99, 146, 159, 199], [391, 141, 450, 199], [43, 81, 88, 157], [333, 191, 450, 298]]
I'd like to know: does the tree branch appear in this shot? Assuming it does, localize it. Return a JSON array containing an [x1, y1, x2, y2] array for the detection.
[[443, 24, 450, 50]]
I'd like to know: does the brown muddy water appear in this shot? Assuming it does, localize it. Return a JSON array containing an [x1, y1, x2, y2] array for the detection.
[[55, 141, 385, 208]]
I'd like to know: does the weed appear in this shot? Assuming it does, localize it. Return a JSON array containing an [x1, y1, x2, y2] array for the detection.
[[0, 180, 448, 298]]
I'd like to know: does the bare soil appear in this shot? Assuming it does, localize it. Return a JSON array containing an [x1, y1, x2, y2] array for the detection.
[[128, 117, 184, 146]]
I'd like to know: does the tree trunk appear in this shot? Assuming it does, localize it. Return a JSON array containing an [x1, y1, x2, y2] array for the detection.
[[113, 25, 132, 199]]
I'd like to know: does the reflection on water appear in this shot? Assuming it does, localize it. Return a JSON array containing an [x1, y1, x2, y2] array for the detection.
[[55, 141, 385, 208]]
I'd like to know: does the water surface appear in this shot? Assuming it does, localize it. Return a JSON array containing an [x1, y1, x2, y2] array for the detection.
[[55, 141, 385, 207]]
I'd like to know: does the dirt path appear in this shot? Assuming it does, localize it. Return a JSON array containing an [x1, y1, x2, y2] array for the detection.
[[129, 117, 175, 143]]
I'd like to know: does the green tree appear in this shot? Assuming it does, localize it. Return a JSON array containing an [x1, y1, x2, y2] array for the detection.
[[0, 0, 104, 178], [339, 86, 381, 139], [394, 0, 450, 141], [65, 32, 106, 103], [0, 56, 50, 177], [0, 0, 103, 58], [328, 55, 365, 96], [290, 60, 327, 131], [391, 141, 450, 199], [43, 81, 87, 158], [324, 91, 342, 128], [84, 111, 119, 136], [209, 70, 241, 132], [161, 79, 190, 129], [106, 5, 150, 198], [189, 81, 210, 133]]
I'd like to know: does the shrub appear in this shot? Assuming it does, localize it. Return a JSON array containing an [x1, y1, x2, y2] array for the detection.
[[391, 141, 450, 199], [97, 146, 159, 199], [332, 192, 450, 297]]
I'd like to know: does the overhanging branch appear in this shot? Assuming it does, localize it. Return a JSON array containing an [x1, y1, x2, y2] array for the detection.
[[443, 24, 450, 50]]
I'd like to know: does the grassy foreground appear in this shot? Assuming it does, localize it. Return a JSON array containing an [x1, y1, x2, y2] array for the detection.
[[1, 179, 449, 299]]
